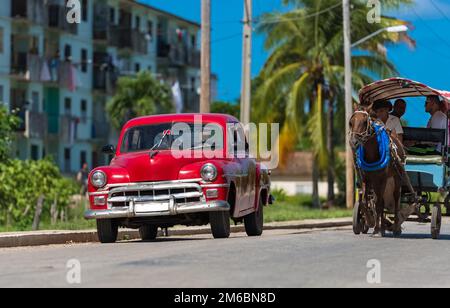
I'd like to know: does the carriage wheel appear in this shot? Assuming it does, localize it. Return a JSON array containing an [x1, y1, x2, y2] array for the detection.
[[353, 201, 363, 235], [445, 196, 450, 217], [431, 203, 442, 240]]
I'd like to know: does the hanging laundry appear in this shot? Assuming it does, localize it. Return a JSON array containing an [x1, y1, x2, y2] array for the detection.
[[40, 59, 51, 82], [49, 56, 60, 82], [68, 64, 77, 92], [172, 81, 184, 114]]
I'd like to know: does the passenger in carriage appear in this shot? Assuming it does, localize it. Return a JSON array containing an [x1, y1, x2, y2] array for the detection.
[[425, 96, 447, 130], [425, 96, 447, 152], [392, 99, 407, 120], [373, 100, 404, 143]]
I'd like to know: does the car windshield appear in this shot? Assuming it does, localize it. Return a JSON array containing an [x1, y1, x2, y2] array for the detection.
[[120, 122, 224, 153]]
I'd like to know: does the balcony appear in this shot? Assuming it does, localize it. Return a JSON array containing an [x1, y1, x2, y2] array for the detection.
[[187, 49, 201, 68], [158, 42, 200, 68], [182, 89, 200, 113], [11, 0, 47, 25], [47, 4, 78, 35], [15, 111, 48, 140], [93, 68, 117, 94], [91, 121, 110, 141], [11, 53, 62, 84], [107, 26, 148, 54]]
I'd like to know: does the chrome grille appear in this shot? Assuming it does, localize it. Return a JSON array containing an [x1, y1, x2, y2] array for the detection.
[[108, 182, 204, 208]]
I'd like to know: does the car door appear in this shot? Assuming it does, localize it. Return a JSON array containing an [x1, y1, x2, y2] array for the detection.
[[234, 124, 257, 214]]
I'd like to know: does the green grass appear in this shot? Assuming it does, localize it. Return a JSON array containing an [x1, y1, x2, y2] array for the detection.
[[264, 194, 352, 223]]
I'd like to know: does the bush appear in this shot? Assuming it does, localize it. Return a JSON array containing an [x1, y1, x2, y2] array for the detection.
[[0, 105, 20, 162], [0, 158, 80, 229], [271, 188, 288, 202]]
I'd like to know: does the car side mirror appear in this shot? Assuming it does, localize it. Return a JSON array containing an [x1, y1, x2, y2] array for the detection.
[[102, 144, 115, 154]]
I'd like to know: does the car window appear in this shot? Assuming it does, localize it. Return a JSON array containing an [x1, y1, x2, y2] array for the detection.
[[120, 123, 223, 153]]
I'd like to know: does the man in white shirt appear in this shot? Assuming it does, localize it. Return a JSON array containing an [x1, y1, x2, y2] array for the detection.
[[373, 100, 404, 143], [425, 96, 447, 130], [425, 96, 447, 152]]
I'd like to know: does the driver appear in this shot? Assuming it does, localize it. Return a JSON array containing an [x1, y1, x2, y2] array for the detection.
[[372, 100, 404, 143]]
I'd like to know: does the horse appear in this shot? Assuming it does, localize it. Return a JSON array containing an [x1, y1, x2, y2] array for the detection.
[[349, 110, 415, 237]]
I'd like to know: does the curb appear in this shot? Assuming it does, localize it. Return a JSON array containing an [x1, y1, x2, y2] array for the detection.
[[0, 218, 352, 248]]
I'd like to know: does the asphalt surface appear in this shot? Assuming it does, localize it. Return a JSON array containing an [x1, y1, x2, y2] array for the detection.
[[1, 220, 450, 288]]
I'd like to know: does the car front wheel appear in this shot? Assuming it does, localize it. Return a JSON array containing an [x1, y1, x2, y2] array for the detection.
[[139, 225, 158, 241], [209, 211, 231, 239], [97, 219, 118, 244]]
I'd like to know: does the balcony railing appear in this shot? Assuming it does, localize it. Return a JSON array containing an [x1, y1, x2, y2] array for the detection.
[[91, 121, 110, 140], [10, 53, 68, 86], [93, 67, 117, 94], [25, 111, 47, 139], [48, 4, 78, 34], [182, 89, 200, 113], [107, 26, 148, 54], [187, 49, 201, 68], [15, 111, 48, 140], [158, 42, 200, 68]]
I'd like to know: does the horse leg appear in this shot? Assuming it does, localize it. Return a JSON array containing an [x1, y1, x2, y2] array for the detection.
[[373, 183, 386, 237], [393, 184, 402, 237]]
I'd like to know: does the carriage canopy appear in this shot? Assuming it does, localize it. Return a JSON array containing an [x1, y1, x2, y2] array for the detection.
[[358, 77, 450, 108]]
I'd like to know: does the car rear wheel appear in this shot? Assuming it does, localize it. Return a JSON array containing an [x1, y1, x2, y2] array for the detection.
[[97, 219, 118, 244], [139, 225, 158, 241], [244, 198, 264, 236], [209, 211, 231, 239]]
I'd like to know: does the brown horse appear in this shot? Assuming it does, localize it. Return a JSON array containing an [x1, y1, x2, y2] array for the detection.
[[349, 110, 411, 237]]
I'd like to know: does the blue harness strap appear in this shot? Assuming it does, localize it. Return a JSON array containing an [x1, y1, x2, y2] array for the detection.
[[356, 122, 391, 172]]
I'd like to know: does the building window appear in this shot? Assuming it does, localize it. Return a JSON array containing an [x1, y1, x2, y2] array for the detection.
[[80, 151, 87, 169], [81, 49, 88, 73], [31, 91, 39, 112], [0, 28, 4, 54], [31, 145, 39, 161], [135, 16, 141, 30], [109, 7, 116, 24], [135, 63, 140, 73], [82, 0, 88, 22], [64, 98, 72, 115], [64, 148, 71, 172], [0, 85, 4, 103], [64, 44, 72, 61], [147, 21, 153, 36], [191, 34, 196, 48], [81, 99, 87, 119]]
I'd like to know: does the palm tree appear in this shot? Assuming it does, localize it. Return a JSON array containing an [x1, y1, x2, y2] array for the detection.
[[255, 0, 415, 207], [106, 71, 174, 130]]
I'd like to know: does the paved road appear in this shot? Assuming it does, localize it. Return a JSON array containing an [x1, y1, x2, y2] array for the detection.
[[1, 221, 450, 288]]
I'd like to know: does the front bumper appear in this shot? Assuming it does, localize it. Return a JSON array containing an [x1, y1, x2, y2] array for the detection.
[[84, 199, 230, 220]]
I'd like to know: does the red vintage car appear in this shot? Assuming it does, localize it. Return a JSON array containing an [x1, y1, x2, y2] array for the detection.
[[85, 114, 272, 243]]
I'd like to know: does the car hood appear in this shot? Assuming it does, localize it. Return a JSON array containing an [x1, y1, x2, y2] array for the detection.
[[111, 151, 209, 183]]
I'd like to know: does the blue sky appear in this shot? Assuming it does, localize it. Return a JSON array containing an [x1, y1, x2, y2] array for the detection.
[[141, 0, 450, 127]]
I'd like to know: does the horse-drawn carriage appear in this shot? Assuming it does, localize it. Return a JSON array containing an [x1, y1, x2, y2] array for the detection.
[[352, 78, 450, 239]]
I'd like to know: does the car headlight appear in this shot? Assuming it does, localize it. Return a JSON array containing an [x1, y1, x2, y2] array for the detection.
[[91, 171, 107, 188], [201, 164, 218, 182]]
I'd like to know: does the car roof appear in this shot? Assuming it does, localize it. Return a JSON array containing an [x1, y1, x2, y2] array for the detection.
[[358, 77, 450, 107], [123, 113, 240, 129]]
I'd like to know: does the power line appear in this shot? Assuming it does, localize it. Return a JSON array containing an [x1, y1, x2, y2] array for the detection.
[[411, 6, 450, 51], [430, 0, 450, 23], [256, 1, 342, 25], [212, 33, 242, 44]]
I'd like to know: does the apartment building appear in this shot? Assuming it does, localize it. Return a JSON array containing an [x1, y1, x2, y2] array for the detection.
[[0, 0, 202, 173]]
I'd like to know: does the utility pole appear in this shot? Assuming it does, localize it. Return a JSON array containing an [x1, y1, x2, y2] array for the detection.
[[343, 0, 354, 209], [200, 0, 211, 113], [240, 0, 252, 125]]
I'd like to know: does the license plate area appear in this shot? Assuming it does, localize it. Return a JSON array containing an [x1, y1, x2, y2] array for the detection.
[[134, 202, 170, 213]]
